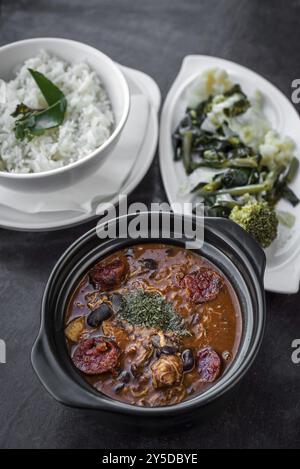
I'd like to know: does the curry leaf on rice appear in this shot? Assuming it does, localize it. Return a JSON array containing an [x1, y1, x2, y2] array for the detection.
[[12, 68, 67, 140]]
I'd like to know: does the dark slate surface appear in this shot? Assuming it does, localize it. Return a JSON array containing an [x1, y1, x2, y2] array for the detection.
[[0, 0, 300, 449]]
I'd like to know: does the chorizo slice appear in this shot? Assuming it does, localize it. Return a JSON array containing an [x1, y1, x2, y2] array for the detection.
[[72, 337, 120, 375], [182, 268, 224, 303], [197, 347, 222, 383], [89, 258, 128, 290]]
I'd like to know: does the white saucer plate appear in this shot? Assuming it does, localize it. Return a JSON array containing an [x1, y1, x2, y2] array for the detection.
[[0, 65, 160, 232], [159, 55, 300, 294]]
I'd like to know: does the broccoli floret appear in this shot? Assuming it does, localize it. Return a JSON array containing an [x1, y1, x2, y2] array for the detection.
[[229, 202, 278, 248]]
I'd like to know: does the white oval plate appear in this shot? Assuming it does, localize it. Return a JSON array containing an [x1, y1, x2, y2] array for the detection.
[[0, 65, 160, 232], [159, 55, 300, 294]]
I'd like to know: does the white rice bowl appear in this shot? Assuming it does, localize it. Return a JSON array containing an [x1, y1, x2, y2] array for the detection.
[[0, 51, 115, 173]]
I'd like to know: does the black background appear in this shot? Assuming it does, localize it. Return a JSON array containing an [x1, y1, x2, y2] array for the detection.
[[0, 0, 300, 449]]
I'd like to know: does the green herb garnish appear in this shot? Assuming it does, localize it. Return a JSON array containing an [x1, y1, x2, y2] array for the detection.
[[118, 289, 189, 336], [12, 69, 67, 141]]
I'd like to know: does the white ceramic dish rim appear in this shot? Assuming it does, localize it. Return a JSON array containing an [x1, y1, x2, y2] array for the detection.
[[0, 66, 160, 231], [0, 37, 130, 180]]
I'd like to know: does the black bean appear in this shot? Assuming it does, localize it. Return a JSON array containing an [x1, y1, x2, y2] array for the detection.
[[111, 293, 123, 313], [182, 349, 195, 372], [151, 335, 161, 348], [87, 303, 113, 328], [161, 346, 178, 355], [113, 383, 125, 394], [118, 370, 131, 384], [139, 258, 158, 270]]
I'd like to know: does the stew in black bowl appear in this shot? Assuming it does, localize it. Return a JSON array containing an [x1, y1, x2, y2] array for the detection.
[[65, 243, 242, 407]]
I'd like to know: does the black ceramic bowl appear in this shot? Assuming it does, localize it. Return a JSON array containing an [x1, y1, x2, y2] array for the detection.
[[32, 213, 266, 430]]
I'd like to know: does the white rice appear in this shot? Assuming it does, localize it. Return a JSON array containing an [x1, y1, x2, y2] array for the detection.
[[0, 50, 114, 173]]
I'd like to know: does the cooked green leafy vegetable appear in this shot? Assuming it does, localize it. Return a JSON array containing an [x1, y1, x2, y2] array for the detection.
[[223, 84, 251, 117], [12, 69, 67, 141], [174, 80, 299, 248]]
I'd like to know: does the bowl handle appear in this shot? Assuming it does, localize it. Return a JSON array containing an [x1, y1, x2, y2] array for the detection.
[[207, 217, 266, 280], [31, 334, 109, 410]]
